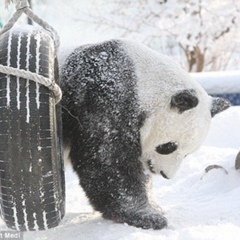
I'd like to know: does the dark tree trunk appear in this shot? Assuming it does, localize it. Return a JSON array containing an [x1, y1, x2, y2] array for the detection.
[[187, 46, 204, 72]]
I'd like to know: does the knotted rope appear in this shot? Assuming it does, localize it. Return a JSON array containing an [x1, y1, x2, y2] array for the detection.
[[0, 0, 62, 103]]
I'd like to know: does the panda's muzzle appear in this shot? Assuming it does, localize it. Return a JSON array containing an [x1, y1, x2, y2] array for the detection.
[[147, 160, 169, 179], [147, 160, 156, 173], [160, 171, 169, 179]]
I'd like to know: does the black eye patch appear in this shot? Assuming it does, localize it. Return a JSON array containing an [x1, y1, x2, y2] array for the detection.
[[156, 142, 178, 155]]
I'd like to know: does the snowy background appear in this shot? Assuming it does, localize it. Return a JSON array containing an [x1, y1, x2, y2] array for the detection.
[[1, 0, 240, 72], [0, 0, 240, 239]]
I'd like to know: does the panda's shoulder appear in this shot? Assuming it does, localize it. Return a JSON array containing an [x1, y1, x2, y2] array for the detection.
[[63, 39, 133, 69]]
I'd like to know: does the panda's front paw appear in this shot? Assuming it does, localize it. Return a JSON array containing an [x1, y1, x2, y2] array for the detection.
[[103, 207, 167, 230], [123, 210, 167, 230]]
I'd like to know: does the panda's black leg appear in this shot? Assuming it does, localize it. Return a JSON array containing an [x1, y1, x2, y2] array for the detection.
[[68, 142, 167, 230]]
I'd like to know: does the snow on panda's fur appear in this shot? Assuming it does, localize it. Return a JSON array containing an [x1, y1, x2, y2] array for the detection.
[[60, 39, 230, 230]]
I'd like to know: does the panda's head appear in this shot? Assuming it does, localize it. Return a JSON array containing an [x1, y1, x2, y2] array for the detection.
[[120, 39, 230, 179], [140, 90, 230, 179]]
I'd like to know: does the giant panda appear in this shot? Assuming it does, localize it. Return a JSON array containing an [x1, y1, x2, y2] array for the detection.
[[60, 39, 230, 230]]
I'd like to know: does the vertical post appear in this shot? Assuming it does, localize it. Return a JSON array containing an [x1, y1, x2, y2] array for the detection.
[[27, 0, 33, 25]]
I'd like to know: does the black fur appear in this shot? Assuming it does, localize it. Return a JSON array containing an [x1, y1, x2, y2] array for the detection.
[[156, 142, 178, 155], [211, 97, 231, 117], [171, 89, 199, 113], [60, 40, 167, 229]]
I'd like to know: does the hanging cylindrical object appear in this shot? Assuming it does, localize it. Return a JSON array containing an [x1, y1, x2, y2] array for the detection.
[[0, 0, 65, 231]]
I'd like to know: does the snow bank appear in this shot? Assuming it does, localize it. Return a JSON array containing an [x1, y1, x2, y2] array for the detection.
[[191, 71, 240, 95]]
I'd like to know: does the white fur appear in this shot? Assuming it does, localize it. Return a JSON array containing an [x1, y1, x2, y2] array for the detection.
[[122, 40, 212, 178], [63, 145, 72, 167]]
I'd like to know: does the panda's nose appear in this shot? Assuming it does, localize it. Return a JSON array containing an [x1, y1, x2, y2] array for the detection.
[[160, 171, 169, 179]]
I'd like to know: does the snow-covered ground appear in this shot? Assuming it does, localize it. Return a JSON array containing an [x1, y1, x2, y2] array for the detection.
[[0, 106, 239, 239]]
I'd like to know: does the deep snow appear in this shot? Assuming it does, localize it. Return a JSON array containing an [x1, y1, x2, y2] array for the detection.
[[0, 106, 239, 239]]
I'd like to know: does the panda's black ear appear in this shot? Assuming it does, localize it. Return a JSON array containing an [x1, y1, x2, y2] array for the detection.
[[211, 97, 231, 117], [170, 89, 199, 113]]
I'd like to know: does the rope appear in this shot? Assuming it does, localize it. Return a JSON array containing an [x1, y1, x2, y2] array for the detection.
[[0, 0, 62, 103], [2, 0, 60, 51], [0, 65, 62, 103]]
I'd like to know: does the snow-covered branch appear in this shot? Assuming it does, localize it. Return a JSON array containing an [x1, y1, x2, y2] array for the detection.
[[84, 0, 240, 72]]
